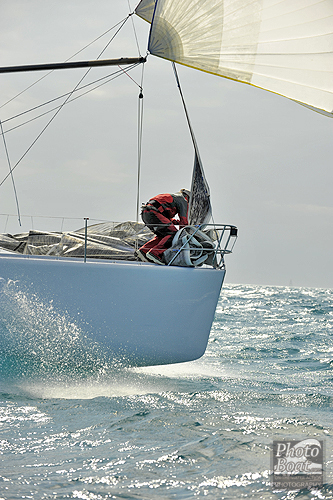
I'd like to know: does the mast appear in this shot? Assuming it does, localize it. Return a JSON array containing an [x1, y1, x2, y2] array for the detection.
[[0, 57, 146, 74]]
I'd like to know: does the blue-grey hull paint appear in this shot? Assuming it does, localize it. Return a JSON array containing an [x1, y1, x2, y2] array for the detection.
[[0, 254, 225, 366]]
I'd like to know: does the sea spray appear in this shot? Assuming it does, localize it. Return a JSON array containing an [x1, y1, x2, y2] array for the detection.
[[0, 284, 332, 499], [0, 278, 109, 380]]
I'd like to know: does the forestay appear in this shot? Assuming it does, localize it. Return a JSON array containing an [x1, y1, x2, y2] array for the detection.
[[136, 0, 333, 116]]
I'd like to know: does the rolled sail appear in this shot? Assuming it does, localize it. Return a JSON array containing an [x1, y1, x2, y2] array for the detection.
[[189, 151, 211, 226], [136, 0, 333, 116]]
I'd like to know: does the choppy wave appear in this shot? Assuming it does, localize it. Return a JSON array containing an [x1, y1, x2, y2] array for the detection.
[[0, 284, 332, 499]]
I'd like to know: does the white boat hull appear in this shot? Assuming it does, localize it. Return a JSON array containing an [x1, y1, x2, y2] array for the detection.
[[0, 254, 225, 366]]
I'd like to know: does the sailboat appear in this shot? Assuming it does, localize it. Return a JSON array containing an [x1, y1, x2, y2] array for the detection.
[[0, 1, 332, 367]]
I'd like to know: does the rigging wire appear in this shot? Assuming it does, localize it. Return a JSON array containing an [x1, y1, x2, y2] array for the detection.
[[0, 120, 21, 225], [0, 97, 72, 189], [172, 62, 214, 224], [116, 63, 143, 90], [2, 63, 142, 136], [172, 62, 200, 155], [128, 1, 142, 56], [0, 15, 132, 189], [2, 68, 128, 125], [0, 17, 130, 111], [94, 15, 131, 60], [125, 1, 145, 226], [136, 63, 145, 225]]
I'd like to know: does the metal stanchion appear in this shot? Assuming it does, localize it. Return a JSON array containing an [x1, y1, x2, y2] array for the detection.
[[84, 217, 89, 262]]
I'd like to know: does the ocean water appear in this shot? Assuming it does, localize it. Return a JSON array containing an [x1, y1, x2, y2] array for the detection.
[[0, 283, 332, 499]]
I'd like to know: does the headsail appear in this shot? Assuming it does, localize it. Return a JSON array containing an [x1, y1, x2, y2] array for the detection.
[[189, 150, 211, 226], [136, 0, 333, 117]]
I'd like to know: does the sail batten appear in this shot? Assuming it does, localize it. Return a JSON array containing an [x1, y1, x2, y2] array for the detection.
[[136, 0, 333, 116]]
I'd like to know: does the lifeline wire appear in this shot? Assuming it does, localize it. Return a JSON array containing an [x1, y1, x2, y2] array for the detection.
[[0, 120, 21, 225]]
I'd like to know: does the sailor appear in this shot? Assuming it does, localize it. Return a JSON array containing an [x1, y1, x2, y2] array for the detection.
[[136, 189, 190, 265]]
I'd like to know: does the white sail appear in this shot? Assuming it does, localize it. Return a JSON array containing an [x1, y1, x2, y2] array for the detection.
[[135, 0, 156, 23], [136, 0, 333, 116]]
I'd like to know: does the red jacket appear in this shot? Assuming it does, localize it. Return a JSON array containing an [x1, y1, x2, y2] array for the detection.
[[146, 192, 188, 226]]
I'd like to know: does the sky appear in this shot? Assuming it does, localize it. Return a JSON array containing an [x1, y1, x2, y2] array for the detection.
[[0, 1, 332, 288]]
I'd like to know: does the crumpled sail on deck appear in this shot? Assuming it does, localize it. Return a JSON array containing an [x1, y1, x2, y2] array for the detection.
[[0, 222, 153, 260], [136, 0, 333, 117]]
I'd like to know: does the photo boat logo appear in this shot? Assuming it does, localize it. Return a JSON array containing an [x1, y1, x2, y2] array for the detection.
[[272, 439, 324, 490]]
